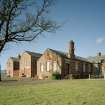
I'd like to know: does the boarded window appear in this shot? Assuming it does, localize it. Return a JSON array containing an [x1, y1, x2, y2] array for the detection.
[[53, 61, 57, 72], [47, 61, 52, 71], [26, 61, 31, 68], [40, 63, 44, 72]]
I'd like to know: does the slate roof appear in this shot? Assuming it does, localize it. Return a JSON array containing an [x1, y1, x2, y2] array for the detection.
[[75, 56, 92, 63], [10, 57, 19, 62], [47, 48, 68, 58], [87, 55, 105, 63], [25, 51, 42, 58], [47, 48, 91, 63]]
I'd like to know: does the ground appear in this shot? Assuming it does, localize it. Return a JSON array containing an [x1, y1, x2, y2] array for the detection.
[[0, 80, 105, 105]]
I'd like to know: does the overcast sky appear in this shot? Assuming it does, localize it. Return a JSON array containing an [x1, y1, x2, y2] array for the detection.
[[1, 0, 105, 69]]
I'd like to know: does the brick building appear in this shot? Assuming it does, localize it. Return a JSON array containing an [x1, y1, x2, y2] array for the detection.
[[37, 40, 93, 79], [19, 51, 42, 78], [88, 52, 105, 77], [101, 60, 105, 79], [6, 57, 19, 77], [7, 40, 105, 79]]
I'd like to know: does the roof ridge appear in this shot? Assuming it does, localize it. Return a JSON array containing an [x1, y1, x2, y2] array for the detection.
[[24, 50, 42, 57], [75, 56, 92, 63], [48, 48, 67, 54], [10, 57, 19, 61], [25, 50, 42, 54], [47, 48, 68, 58]]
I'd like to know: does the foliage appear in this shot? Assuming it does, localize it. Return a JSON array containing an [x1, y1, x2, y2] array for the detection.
[[51, 72, 61, 80], [0, 0, 58, 53]]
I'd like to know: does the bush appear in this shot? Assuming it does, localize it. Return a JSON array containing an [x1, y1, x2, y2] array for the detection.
[[51, 72, 61, 80]]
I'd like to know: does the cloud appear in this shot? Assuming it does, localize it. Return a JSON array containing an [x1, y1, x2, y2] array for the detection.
[[96, 37, 105, 44]]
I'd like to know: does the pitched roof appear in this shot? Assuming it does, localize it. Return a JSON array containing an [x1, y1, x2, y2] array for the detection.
[[75, 56, 92, 63], [47, 48, 68, 58], [47, 48, 91, 63], [25, 51, 42, 58], [10, 57, 19, 62], [88, 55, 105, 63]]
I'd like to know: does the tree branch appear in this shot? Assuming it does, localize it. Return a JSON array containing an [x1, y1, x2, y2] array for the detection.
[[0, 0, 57, 53]]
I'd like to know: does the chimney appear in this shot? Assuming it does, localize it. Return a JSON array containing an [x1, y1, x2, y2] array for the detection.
[[68, 40, 75, 59], [18, 54, 21, 59], [97, 52, 101, 57]]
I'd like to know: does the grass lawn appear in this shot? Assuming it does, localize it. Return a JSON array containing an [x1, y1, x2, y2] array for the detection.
[[0, 80, 105, 105]]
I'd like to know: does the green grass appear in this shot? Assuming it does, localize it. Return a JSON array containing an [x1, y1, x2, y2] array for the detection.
[[0, 80, 105, 105]]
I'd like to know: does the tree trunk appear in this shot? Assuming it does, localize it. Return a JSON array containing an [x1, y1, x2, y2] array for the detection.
[[0, 44, 4, 81], [0, 42, 6, 54]]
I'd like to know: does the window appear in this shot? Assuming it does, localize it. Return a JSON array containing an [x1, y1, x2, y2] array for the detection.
[[25, 60, 27, 66], [53, 61, 57, 72], [8, 62, 11, 67], [66, 63, 70, 74], [40, 63, 44, 72], [75, 62, 78, 71], [83, 63, 86, 72], [47, 61, 52, 71], [88, 64, 91, 72], [26, 61, 30, 68]]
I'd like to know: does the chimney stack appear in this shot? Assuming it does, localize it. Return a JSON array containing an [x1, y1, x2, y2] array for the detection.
[[68, 40, 75, 59], [97, 52, 101, 57]]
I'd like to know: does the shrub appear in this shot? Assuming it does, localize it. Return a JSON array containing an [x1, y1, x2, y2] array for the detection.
[[51, 72, 61, 80]]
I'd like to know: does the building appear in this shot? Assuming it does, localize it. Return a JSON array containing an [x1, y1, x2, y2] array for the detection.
[[88, 52, 105, 77], [19, 51, 42, 78], [102, 61, 105, 78], [6, 57, 19, 77], [37, 40, 93, 79]]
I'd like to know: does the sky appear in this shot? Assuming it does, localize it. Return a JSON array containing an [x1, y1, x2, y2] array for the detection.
[[1, 0, 105, 69]]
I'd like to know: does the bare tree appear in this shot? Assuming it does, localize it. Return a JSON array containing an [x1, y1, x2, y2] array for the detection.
[[0, 0, 58, 53], [0, 0, 58, 81]]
